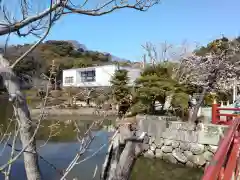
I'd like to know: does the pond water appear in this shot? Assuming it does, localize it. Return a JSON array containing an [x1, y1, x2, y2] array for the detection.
[[131, 158, 203, 180], [0, 96, 203, 180]]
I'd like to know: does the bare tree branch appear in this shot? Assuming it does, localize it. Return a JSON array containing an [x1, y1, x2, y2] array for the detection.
[[0, 0, 159, 36]]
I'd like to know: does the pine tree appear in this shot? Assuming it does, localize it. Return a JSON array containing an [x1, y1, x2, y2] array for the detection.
[[110, 69, 131, 117], [134, 63, 188, 115]]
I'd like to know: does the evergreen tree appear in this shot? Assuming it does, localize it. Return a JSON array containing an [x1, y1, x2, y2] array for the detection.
[[110, 69, 131, 117], [134, 63, 188, 115]]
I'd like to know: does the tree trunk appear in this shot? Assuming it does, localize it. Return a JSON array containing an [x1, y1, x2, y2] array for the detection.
[[102, 123, 148, 180], [112, 141, 136, 180], [188, 87, 207, 123], [163, 94, 173, 110], [149, 100, 155, 114], [0, 55, 41, 180]]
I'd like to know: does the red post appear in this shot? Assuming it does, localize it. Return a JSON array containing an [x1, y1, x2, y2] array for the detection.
[[223, 137, 240, 180], [212, 103, 220, 124], [202, 119, 240, 180]]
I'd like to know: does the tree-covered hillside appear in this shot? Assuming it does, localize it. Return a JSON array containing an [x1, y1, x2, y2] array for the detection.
[[3, 40, 137, 84]]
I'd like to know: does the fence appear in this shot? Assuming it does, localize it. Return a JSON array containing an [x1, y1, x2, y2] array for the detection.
[[202, 117, 240, 180], [212, 103, 240, 125]]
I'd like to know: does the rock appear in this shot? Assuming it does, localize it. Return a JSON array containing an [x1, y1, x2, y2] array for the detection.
[[141, 142, 150, 151], [149, 137, 155, 145], [155, 138, 164, 148], [177, 161, 185, 166], [190, 155, 206, 166], [203, 151, 213, 161], [161, 146, 173, 153], [119, 126, 131, 144], [135, 145, 144, 155], [184, 151, 193, 159], [172, 149, 188, 163], [180, 142, 190, 151], [143, 150, 155, 158], [155, 149, 163, 159], [164, 139, 173, 146], [172, 141, 180, 148], [186, 161, 195, 168], [162, 153, 177, 164], [190, 143, 205, 155], [150, 143, 157, 152], [208, 145, 218, 153]]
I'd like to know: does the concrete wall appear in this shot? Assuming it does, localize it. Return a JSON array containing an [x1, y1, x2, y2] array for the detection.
[[137, 115, 228, 168]]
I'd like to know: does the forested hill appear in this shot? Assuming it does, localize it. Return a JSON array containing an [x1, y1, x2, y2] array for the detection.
[[3, 40, 141, 79]]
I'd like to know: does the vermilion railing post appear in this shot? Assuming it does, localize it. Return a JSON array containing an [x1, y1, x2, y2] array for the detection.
[[202, 118, 240, 180], [223, 136, 240, 180], [212, 103, 220, 124], [219, 167, 224, 180]]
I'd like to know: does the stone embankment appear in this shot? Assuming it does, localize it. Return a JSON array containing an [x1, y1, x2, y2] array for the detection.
[[136, 115, 228, 168]]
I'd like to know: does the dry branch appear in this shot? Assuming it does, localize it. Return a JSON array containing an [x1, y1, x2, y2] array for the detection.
[[0, 0, 160, 36], [0, 1, 160, 180]]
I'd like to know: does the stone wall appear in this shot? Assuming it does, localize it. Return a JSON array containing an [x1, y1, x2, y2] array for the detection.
[[136, 115, 229, 168]]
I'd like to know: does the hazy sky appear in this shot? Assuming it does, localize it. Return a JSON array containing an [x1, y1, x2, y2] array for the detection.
[[1, 0, 240, 61]]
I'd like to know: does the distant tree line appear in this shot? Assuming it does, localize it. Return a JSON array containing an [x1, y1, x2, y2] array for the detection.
[[2, 40, 133, 89]]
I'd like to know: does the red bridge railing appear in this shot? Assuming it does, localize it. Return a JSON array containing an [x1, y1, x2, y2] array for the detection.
[[202, 117, 240, 180], [212, 103, 240, 125]]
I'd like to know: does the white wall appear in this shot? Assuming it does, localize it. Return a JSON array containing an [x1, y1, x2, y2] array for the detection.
[[95, 65, 117, 86], [62, 69, 77, 87], [62, 65, 141, 87], [75, 65, 117, 87]]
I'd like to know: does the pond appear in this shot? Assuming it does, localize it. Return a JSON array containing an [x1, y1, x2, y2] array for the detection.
[[0, 96, 203, 180], [131, 158, 203, 180]]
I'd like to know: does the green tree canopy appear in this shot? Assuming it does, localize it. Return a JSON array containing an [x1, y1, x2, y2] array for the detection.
[[110, 69, 131, 116], [134, 63, 188, 114]]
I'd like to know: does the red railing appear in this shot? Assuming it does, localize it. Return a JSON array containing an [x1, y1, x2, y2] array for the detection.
[[202, 117, 240, 180], [212, 103, 240, 125]]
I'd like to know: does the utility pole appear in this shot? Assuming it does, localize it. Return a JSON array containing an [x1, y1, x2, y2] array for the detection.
[[142, 54, 146, 69]]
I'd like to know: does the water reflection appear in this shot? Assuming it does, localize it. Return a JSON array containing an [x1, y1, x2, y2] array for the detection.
[[0, 96, 203, 180], [131, 158, 203, 180], [0, 130, 110, 180]]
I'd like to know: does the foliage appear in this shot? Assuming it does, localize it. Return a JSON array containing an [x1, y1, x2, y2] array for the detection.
[[134, 63, 188, 114], [204, 91, 232, 106], [95, 94, 109, 106], [180, 37, 240, 91], [111, 69, 130, 103], [128, 101, 148, 116], [195, 37, 230, 56], [3, 41, 116, 85], [110, 69, 131, 115], [171, 92, 189, 109]]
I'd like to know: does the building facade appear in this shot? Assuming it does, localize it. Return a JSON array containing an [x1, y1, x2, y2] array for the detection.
[[62, 64, 141, 87]]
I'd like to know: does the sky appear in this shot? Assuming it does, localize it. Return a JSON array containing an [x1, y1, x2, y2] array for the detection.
[[1, 0, 240, 61]]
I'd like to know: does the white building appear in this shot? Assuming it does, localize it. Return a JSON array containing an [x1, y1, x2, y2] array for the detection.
[[62, 64, 141, 87]]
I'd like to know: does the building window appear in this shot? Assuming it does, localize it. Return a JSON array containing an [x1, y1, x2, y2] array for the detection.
[[65, 76, 74, 84], [81, 70, 96, 82]]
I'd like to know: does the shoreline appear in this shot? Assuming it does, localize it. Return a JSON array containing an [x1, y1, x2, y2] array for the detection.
[[30, 107, 117, 120]]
